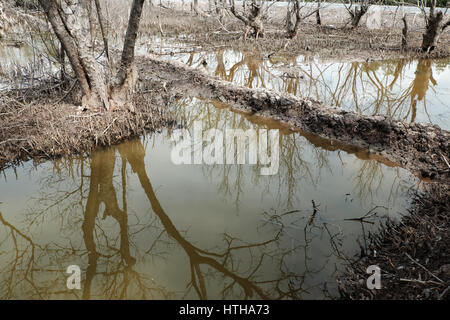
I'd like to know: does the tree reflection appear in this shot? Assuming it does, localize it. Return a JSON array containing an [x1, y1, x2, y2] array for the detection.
[[171, 95, 409, 209], [178, 50, 447, 127], [0, 139, 321, 299], [409, 59, 436, 123]]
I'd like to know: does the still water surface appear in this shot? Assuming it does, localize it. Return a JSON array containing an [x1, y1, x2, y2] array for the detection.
[[0, 96, 422, 299], [0, 37, 446, 299]]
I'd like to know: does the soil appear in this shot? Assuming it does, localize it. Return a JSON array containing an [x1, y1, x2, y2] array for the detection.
[[337, 183, 450, 300], [144, 5, 450, 61], [0, 81, 173, 170]]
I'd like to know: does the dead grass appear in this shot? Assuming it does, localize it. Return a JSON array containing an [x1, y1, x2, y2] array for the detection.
[[338, 183, 450, 300], [0, 81, 173, 170], [127, 4, 450, 61]]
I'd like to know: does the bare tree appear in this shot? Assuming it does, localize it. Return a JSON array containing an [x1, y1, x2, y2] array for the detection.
[[402, 14, 408, 50], [420, 0, 450, 53], [343, 0, 371, 29], [316, 0, 322, 25], [37, 0, 147, 111], [228, 0, 268, 38], [286, 0, 320, 39]]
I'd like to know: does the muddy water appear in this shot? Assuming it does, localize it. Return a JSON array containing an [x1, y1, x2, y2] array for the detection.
[[164, 50, 450, 130], [0, 34, 60, 89], [0, 38, 445, 299], [0, 95, 421, 299]]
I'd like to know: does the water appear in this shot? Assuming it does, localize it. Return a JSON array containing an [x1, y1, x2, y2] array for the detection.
[[166, 50, 450, 130], [0, 33, 60, 89], [0, 37, 445, 300], [0, 96, 421, 299], [2, 35, 449, 129]]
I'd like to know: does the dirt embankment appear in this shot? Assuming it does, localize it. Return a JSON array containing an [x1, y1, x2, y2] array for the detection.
[[0, 83, 173, 170], [2, 54, 448, 181], [338, 183, 450, 300], [136, 55, 450, 184]]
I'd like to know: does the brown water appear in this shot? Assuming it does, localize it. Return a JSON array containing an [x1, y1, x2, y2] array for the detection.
[[0, 96, 421, 299], [0, 38, 445, 300]]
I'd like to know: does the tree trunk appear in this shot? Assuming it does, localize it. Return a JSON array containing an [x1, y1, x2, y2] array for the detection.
[[316, 0, 321, 25], [421, 8, 443, 52], [116, 0, 146, 86], [350, 5, 369, 29], [38, 0, 109, 109], [229, 0, 264, 38], [286, 0, 302, 39], [402, 15, 408, 50], [39, 0, 146, 111], [94, 0, 110, 62]]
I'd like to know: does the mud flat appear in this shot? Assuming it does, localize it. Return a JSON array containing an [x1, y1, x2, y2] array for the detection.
[[140, 4, 450, 61]]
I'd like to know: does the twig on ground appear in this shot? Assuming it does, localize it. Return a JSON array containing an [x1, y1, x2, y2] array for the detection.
[[404, 252, 444, 284]]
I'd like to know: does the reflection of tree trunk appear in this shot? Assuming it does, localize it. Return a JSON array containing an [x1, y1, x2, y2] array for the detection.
[[410, 59, 436, 123], [117, 140, 271, 299], [82, 149, 136, 299], [389, 59, 406, 90], [214, 50, 227, 79]]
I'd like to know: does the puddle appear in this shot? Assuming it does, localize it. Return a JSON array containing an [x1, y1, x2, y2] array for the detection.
[[2, 34, 449, 129], [166, 50, 450, 130], [0, 96, 421, 299], [0, 34, 444, 299], [0, 33, 60, 89]]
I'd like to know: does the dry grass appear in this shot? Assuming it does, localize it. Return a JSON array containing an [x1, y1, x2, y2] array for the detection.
[[338, 183, 450, 300], [0, 81, 173, 170]]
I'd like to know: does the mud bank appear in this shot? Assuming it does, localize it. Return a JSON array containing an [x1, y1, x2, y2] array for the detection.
[[1, 54, 448, 182], [338, 183, 450, 300], [137, 55, 450, 184]]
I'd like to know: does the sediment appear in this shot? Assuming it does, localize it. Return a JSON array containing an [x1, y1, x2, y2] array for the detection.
[[0, 84, 173, 170]]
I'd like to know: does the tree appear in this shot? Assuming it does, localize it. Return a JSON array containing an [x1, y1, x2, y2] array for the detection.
[[420, 0, 450, 52], [343, 0, 371, 29], [228, 0, 267, 38], [37, 0, 147, 111], [316, 0, 322, 25], [286, 0, 320, 39]]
